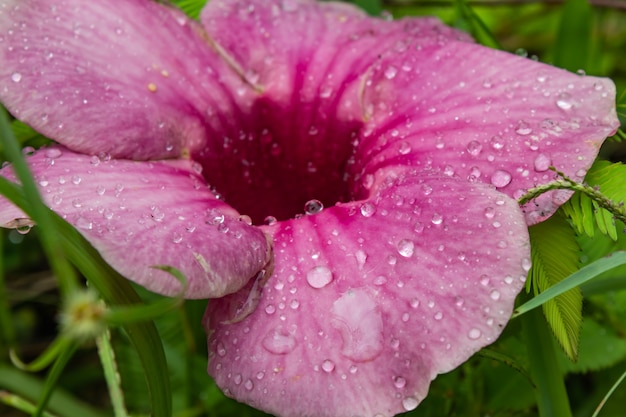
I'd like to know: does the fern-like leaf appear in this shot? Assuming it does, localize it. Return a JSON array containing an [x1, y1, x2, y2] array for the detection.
[[528, 212, 583, 361], [561, 160, 626, 240]]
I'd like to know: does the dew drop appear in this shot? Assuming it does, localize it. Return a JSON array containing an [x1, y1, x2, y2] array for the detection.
[[360, 202, 376, 217], [306, 266, 333, 289], [262, 327, 296, 354], [431, 213, 443, 225], [434, 311, 443, 320], [16, 223, 32, 235], [522, 258, 532, 272], [331, 289, 384, 362], [11, 72, 22, 83], [402, 396, 419, 411], [321, 359, 335, 373], [491, 170, 512, 188], [244, 379, 254, 391], [216, 342, 227, 357], [397, 239, 415, 258], [490, 290, 501, 300], [468, 328, 482, 340], [490, 135, 505, 150], [384, 66, 398, 80], [484, 207, 495, 219], [533, 153, 551, 172], [556, 92, 573, 110], [44, 147, 62, 159], [466, 140, 483, 156], [304, 199, 323, 215], [264, 216, 277, 225], [515, 121, 533, 136], [393, 376, 407, 389], [265, 304, 276, 315]]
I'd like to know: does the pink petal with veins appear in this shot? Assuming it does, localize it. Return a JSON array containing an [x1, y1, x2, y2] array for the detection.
[[205, 174, 529, 417], [0, 0, 246, 160], [357, 41, 619, 224], [0, 147, 271, 298]]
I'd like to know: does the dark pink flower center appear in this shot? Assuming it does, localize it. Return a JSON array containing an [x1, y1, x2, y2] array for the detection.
[[193, 100, 364, 224]]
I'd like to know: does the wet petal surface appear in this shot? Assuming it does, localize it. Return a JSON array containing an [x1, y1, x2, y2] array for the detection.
[[0, 0, 246, 160], [357, 41, 619, 224], [195, 0, 471, 223], [0, 147, 271, 298], [205, 175, 530, 417]]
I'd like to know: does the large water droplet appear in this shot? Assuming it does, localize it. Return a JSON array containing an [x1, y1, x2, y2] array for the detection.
[[534, 153, 551, 172], [321, 359, 335, 373], [262, 327, 296, 354], [466, 140, 482, 156], [468, 328, 482, 340], [360, 202, 376, 217], [491, 170, 512, 188], [384, 66, 398, 80], [11, 72, 22, 83], [331, 289, 384, 362], [397, 239, 415, 258], [515, 121, 533, 136], [556, 92, 573, 110], [402, 396, 419, 411], [304, 199, 323, 215], [306, 266, 333, 289]]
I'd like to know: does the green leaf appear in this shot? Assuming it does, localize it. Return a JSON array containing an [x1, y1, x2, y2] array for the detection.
[[553, 0, 592, 72], [453, 0, 500, 49], [170, 0, 208, 19], [558, 319, 626, 374], [527, 213, 582, 361], [521, 305, 573, 417], [561, 160, 626, 240], [514, 251, 626, 317]]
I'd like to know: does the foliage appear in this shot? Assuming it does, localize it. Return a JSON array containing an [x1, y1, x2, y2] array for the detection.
[[1, 1, 626, 417]]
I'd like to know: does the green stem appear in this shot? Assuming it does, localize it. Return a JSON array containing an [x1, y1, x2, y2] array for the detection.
[[34, 342, 80, 417], [521, 306, 573, 417], [0, 364, 106, 417], [0, 230, 16, 355], [518, 168, 626, 224], [96, 330, 128, 417]]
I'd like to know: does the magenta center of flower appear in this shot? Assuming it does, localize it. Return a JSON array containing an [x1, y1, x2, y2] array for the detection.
[[192, 102, 364, 224]]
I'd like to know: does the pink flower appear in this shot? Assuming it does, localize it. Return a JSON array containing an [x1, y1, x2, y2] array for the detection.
[[0, 0, 619, 416]]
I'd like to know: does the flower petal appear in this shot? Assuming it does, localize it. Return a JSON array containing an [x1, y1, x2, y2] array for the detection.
[[204, 174, 529, 417], [357, 41, 619, 224], [0, 0, 245, 160], [194, 0, 471, 222], [0, 147, 271, 298]]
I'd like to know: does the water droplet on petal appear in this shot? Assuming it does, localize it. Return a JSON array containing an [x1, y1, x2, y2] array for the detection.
[[262, 327, 296, 354], [534, 153, 551, 172], [402, 396, 419, 411], [397, 239, 415, 258], [490, 290, 501, 300], [515, 121, 533, 135], [466, 140, 482, 156], [384, 66, 398, 79], [491, 170, 512, 188], [321, 359, 335, 373], [468, 328, 482, 340], [331, 289, 384, 362], [490, 135, 505, 150], [431, 213, 443, 225], [306, 266, 333, 289], [393, 376, 407, 389], [304, 199, 323, 215], [556, 92, 573, 110], [11, 72, 22, 83], [522, 258, 532, 272], [360, 202, 376, 217]]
